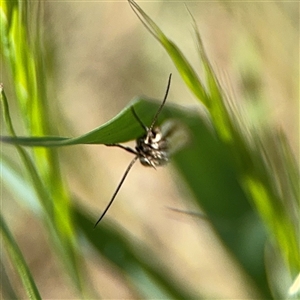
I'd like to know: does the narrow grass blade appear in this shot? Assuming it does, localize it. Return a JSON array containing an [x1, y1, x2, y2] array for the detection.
[[0, 214, 42, 300], [129, 0, 209, 108], [1, 1, 88, 295]]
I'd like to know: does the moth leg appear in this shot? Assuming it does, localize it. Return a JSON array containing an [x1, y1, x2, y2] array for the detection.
[[94, 155, 139, 227], [105, 143, 138, 155]]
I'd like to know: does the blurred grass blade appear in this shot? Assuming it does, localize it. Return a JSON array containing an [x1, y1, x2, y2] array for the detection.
[[1, 84, 54, 214], [288, 273, 300, 299], [189, 11, 234, 142], [129, 0, 209, 108], [74, 205, 201, 300], [191, 6, 299, 277], [128, 0, 233, 143], [0, 258, 20, 300], [0, 214, 42, 300], [1, 154, 41, 212], [1, 1, 89, 295], [1, 80, 85, 294], [128, 0, 299, 297]]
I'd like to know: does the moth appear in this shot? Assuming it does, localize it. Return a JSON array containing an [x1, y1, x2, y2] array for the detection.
[[94, 74, 189, 227]]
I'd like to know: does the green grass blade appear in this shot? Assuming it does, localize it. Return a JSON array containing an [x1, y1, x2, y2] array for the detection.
[[128, 0, 299, 297], [0, 258, 20, 300], [1, 1, 88, 295], [74, 205, 201, 300], [0, 97, 196, 146], [192, 10, 299, 278], [129, 0, 209, 108], [0, 214, 42, 300], [1, 83, 54, 215]]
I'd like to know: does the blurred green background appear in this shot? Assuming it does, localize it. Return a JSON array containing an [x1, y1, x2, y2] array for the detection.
[[1, 1, 298, 299]]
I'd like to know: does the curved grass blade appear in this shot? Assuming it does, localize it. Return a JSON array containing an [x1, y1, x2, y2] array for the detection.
[[0, 214, 42, 300], [1, 84, 86, 295], [128, 0, 233, 143], [129, 0, 210, 109], [1, 97, 196, 147]]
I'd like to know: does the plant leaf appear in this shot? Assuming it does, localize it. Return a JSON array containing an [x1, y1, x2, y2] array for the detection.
[[1, 97, 198, 147]]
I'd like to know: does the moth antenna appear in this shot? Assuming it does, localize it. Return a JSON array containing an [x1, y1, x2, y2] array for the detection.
[[94, 155, 139, 228], [149, 73, 172, 132], [131, 106, 148, 132]]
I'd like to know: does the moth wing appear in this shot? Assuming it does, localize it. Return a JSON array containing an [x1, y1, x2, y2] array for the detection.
[[160, 120, 190, 157]]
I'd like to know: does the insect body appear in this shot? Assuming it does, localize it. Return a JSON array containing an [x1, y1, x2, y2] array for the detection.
[[94, 74, 188, 227], [136, 126, 169, 167]]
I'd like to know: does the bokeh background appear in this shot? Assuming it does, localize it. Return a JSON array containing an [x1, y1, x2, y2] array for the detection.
[[1, 1, 298, 299]]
